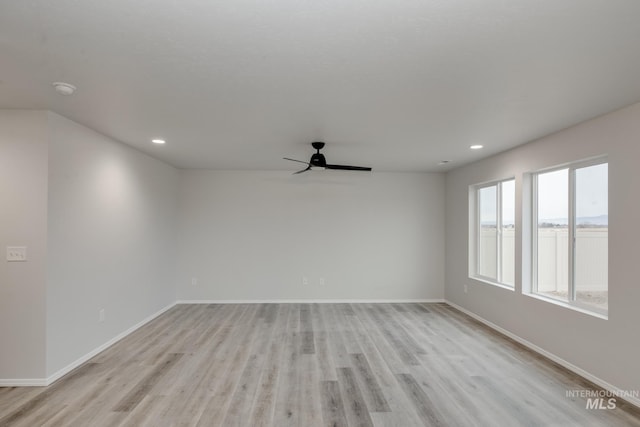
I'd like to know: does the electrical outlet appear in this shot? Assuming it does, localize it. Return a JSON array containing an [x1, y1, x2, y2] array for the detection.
[[192, 277, 198, 286], [464, 284, 468, 294], [6, 246, 27, 262], [99, 309, 105, 322], [302, 276, 309, 285], [319, 277, 325, 286]]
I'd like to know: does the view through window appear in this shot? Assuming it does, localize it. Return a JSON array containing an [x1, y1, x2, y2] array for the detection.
[[476, 179, 515, 287], [534, 161, 608, 313]]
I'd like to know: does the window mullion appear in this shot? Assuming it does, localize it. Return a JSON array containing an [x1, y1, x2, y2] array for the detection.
[[476, 189, 482, 277], [532, 175, 538, 293], [496, 183, 502, 283], [568, 167, 577, 302]]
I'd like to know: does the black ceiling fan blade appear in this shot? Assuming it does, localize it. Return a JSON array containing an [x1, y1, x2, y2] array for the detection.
[[293, 166, 311, 174], [283, 157, 310, 165], [326, 164, 372, 171]]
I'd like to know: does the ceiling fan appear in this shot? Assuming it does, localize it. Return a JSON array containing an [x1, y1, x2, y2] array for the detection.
[[284, 142, 372, 174]]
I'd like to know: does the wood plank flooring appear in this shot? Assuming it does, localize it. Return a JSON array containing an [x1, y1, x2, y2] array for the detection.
[[1, 303, 639, 426]]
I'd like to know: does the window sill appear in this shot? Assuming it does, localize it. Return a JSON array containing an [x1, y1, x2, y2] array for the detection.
[[523, 292, 608, 320], [469, 276, 515, 291]]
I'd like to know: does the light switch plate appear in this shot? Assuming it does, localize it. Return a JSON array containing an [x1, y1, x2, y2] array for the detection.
[[7, 246, 27, 262]]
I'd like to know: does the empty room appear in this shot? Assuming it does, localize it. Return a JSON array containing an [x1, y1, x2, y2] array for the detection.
[[1, 1, 639, 426]]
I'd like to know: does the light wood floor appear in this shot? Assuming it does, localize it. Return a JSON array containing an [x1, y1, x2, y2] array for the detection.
[[1, 303, 639, 426]]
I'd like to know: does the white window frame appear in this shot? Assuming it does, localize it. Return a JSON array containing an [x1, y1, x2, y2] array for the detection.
[[530, 157, 608, 317], [470, 178, 515, 288]]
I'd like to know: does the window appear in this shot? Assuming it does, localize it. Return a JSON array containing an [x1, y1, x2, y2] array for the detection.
[[532, 159, 608, 315], [471, 179, 515, 287]]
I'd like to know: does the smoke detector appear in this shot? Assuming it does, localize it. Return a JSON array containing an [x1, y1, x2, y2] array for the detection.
[[52, 82, 77, 96]]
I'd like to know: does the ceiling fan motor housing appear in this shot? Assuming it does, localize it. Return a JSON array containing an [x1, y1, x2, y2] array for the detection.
[[310, 153, 327, 168], [309, 141, 327, 169]]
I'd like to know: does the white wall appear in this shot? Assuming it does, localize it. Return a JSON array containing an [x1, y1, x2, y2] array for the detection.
[[0, 111, 48, 380], [46, 112, 179, 377], [445, 103, 640, 395], [177, 171, 444, 301]]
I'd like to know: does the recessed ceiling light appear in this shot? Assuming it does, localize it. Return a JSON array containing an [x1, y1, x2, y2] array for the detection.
[[152, 139, 166, 144], [52, 82, 76, 96], [470, 145, 484, 150]]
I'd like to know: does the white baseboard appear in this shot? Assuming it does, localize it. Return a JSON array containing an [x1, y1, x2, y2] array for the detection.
[[0, 301, 177, 388], [0, 378, 49, 387], [445, 300, 640, 410], [177, 298, 445, 304]]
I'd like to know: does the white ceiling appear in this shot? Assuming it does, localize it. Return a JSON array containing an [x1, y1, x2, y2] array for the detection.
[[1, 0, 639, 172]]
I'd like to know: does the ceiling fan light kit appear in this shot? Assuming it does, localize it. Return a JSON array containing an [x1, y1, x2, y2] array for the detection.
[[284, 142, 372, 175]]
